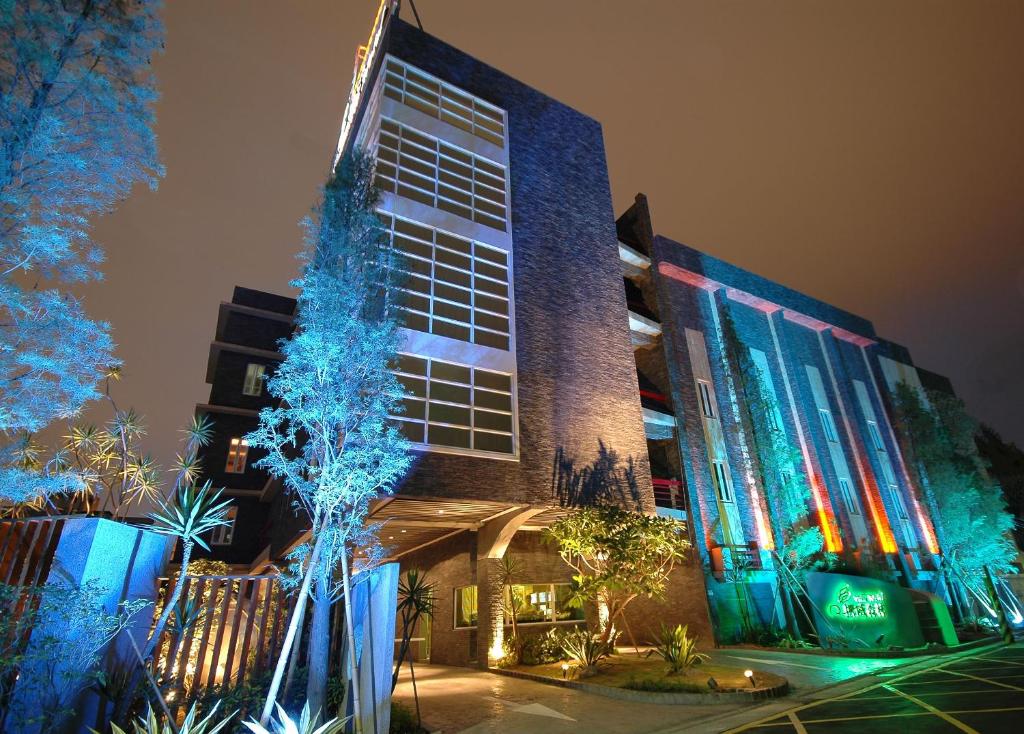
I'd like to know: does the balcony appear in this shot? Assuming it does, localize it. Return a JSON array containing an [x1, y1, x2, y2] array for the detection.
[[618, 239, 651, 278]]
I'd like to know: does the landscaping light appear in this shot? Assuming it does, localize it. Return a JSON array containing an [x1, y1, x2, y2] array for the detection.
[[744, 670, 756, 687], [561, 662, 570, 680]]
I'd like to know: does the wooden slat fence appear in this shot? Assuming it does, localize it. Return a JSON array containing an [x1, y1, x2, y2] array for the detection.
[[154, 574, 289, 709]]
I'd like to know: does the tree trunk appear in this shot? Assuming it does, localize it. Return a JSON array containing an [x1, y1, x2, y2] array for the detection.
[[340, 549, 363, 734], [112, 539, 193, 724], [260, 532, 325, 726], [306, 578, 332, 724]]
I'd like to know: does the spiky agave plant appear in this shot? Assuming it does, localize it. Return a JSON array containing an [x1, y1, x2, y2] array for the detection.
[[645, 624, 709, 674], [243, 702, 348, 734], [104, 702, 235, 734], [144, 482, 233, 661]]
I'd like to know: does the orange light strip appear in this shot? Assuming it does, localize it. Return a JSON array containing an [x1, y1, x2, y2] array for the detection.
[[857, 461, 898, 553], [806, 463, 841, 552], [748, 483, 775, 550]]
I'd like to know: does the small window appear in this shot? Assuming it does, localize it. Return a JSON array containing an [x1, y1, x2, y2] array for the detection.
[[225, 438, 249, 474], [888, 483, 909, 519], [211, 506, 237, 546], [454, 585, 478, 628], [242, 363, 266, 397], [711, 461, 732, 503], [697, 381, 715, 418], [867, 421, 885, 452], [838, 477, 858, 515], [819, 409, 839, 443]]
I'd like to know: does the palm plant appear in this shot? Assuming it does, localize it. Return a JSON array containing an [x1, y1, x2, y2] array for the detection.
[[144, 482, 233, 662], [496, 554, 524, 658], [243, 702, 348, 734], [392, 569, 434, 693], [646, 624, 709, 674], [113, 482, 231, 722]]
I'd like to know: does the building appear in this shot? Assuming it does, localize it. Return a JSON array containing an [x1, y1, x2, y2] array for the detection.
[[191, 2, 969, 663]]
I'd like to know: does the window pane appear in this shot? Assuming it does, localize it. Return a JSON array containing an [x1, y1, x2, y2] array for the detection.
[[428, 424, 471, 449], [475, 370, 511, 393], [428, 402, 471, 427], [454, 586, 478, 628], [430, 361, 471, 384], [554, 584, 585, 621], [474, 431, 512, 454]]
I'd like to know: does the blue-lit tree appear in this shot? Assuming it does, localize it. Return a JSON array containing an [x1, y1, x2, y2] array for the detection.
[[892, 383, 1016, 615], [0, 0, 163, 504], [246, 151, 411, 725]]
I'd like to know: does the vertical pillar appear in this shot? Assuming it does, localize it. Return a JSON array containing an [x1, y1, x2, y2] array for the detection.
[[476, 557, 505, 669]]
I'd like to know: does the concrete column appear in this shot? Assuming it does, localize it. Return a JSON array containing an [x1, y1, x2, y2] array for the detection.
[[476, 556, 506, 669]]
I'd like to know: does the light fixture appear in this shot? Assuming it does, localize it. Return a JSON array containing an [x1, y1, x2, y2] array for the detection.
[[744, 670, 756, 687], [401, 529, 407, 533], [388, 535, 394, 540], [561, 662, 570, 680]]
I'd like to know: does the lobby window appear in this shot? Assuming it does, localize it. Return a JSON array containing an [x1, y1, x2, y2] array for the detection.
[[380, 213, 511, 351], [225, 438, 249, 474], [242, 363, 265, 396], [375, 117, 508, 231], [454, 585, 478, 628], [711, 461, 733, 503], [867, 421, 885, 452], [392, 353, 515, 456], [837, 477, 858, 515], [454, 583, 583, 628], [382, 57, 505, 147], [211, 506, 237, 546], [819, 408, 839, 443], [697, 380, 715, 418], [508, 583, 584, 624]]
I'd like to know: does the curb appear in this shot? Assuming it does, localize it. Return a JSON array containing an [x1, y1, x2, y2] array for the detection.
[[719, 635, 1000, 659], [489, 666, 790, 705]]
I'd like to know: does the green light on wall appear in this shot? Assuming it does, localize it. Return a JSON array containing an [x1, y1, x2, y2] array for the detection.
[[826, 584, 887, 622]]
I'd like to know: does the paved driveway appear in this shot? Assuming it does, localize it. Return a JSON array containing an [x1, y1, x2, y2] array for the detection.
[[702, 644, 1023, 734], [393, 663, 737, 733], [392, 647, 930, 734]]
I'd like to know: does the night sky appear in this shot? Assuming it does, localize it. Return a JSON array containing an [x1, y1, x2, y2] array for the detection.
[[83, 0, 1024, 474]]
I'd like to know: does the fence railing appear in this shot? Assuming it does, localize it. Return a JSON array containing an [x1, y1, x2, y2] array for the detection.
[[154, 574, 290, 706], [0, 516, 66, 589]]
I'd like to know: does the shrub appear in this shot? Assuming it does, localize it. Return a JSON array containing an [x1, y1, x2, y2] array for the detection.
[[520, 628, 570, 666], [623, 675, 707, 694], [645, 624, 709, 674], [559, 628, 615, 670], [389, 702, 423, 734]]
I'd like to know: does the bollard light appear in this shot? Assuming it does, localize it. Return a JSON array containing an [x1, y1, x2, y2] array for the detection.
[[561, 662, 570, 679], [744, 669, 756, 688]]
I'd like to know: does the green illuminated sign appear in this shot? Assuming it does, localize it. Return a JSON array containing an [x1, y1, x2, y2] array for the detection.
[[827, 584, 887, 621]]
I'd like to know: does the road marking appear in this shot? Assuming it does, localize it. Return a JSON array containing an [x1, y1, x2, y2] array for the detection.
[[786, 712, 808, 733], [722, 654, 828, 670], [883, 684, 980, 734], [725, 644, 1009, 733], [939, 668, 1024, 691], [484, 696, 576, 721]]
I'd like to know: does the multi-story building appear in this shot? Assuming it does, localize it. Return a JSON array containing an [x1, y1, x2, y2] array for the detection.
[[191, 2, 975, 662]]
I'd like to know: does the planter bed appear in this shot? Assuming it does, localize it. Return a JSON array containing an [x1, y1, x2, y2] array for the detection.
[[493, 653, 788, 705]]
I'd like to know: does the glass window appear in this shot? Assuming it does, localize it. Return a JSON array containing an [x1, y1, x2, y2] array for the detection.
[[888, 484, 909, 519], [225, 438, 249, 474], [383, 58, 506, 147], [211, 506, 237, 546], [242, 363, 265, 397], [838, 477, 858, 515], [391, 354, 515, 456], [697, 381, 715, 418], [380, 213, 511, 350], [867, 421, 886, 452], [819, 409, 839, 443], [375, 118, 507, 230], [711, 461, 732, 503], [454, 586, 478, 628], [505, 583, 584, 625]]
